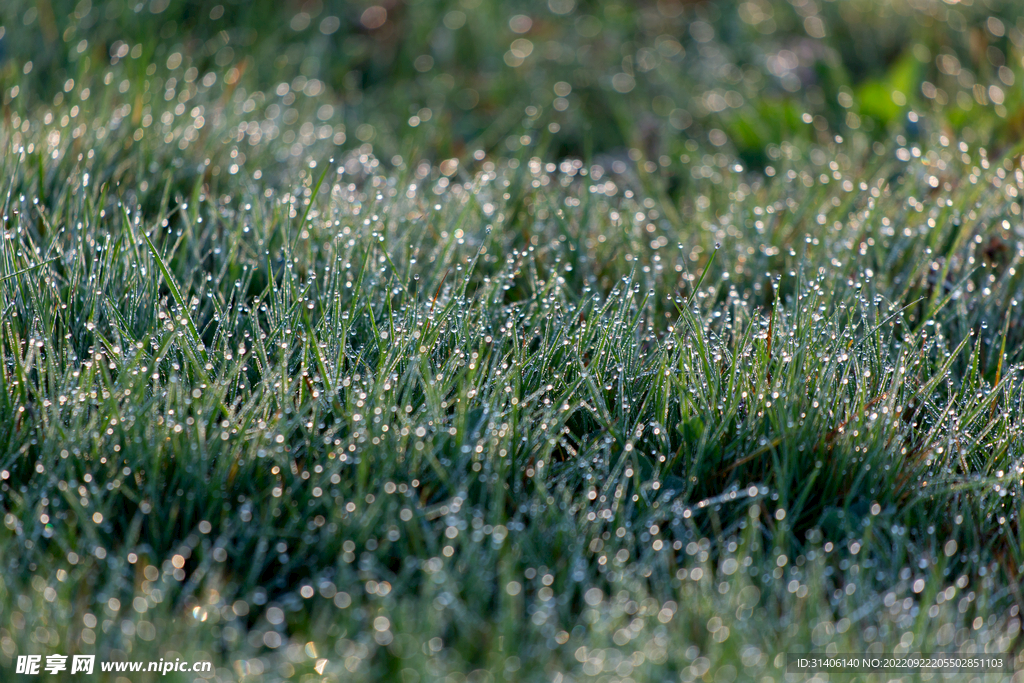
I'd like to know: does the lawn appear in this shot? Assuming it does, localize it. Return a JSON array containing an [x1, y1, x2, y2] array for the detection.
[[1, 0, 1023, 681]]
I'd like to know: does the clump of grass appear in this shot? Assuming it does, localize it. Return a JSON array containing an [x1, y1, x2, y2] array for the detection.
[[3, 1, 1024, 680], [4, 94, 1024, 677]]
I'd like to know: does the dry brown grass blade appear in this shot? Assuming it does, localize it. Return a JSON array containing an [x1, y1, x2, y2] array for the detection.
[[991, 311, 1010, 421], [422, 267, 452, 340]]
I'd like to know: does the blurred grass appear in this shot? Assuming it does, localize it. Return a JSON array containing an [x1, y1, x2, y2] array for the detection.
[[7, 0, 1024, 166], [2, 0, 1024, 681]]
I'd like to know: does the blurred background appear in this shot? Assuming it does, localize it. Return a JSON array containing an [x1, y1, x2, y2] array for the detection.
[[3, 0, 1024, 172]]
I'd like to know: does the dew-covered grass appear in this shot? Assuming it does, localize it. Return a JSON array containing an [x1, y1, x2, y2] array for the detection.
[[3, 1, 1024, 681]]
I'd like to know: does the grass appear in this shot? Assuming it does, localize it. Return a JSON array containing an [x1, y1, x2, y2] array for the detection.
[[2, 1, 1024, 681]]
